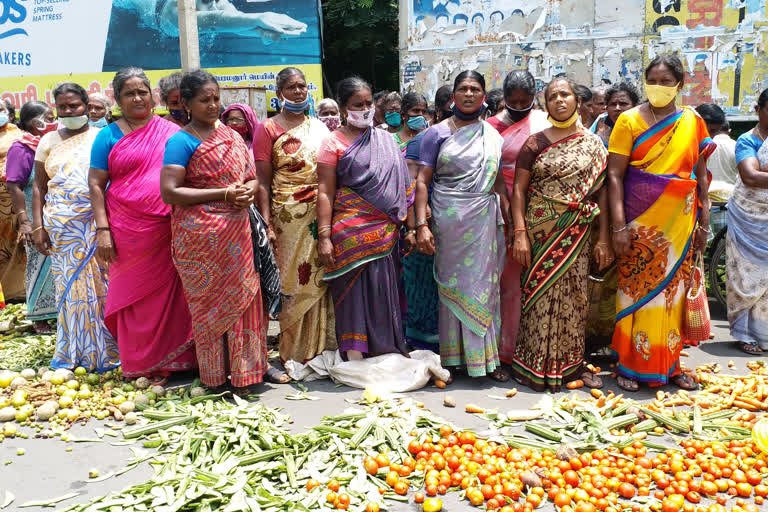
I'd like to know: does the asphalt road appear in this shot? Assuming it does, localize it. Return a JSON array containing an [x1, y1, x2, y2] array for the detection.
[[0, 300, 762, 511]]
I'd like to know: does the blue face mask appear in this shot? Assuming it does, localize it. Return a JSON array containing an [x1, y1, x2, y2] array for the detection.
[[89, 117, 108, 128], [0, 112, 8, 127], [385, 111, 402, 127], [406, 115, 427, 131], [281, 96, 310, 113]]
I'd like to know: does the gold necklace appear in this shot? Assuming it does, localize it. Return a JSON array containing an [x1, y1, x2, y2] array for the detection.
[[649, 106, 658, 126], [756, 126, 766, 141], [187, 123, 207, 141]]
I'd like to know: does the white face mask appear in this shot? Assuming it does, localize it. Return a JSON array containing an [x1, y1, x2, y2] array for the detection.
[[346, 107, 376, 128], [59, 114, 88, 130]]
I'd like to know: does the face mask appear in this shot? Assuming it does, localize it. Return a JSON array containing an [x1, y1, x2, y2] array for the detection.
[[89, 117, 108, 128], [230, 124, 249, 136], [281, 96, 310, 114], [645, 83, 679, 108], [505, 100, 534, 123], [547, 108, 580, 129], [59, 114, 89, 130], [0, 112, 8, 127], [346, 107, 376, 129], [385, 111, 401, 127], [319, 115, 341, 131], [169, 109, 189, 124], [406, 115, 427, 131], [451, 96, 487, 121]]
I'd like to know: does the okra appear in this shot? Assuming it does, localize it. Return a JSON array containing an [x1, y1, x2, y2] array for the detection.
[[237, 448, 285, 466], [284, 453, 297, 488], [639, 407, 689, 433], [312, 425, 354, 438], [525, 423, 563, 442], [122, 415, 197, 439], [604, 414, 639, 431], [350, 419, 376, 448], [633, 419, 659, 432]]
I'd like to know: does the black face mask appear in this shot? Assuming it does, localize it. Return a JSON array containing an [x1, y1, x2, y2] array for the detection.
[[451, 102, 486, 121], [505, 102, 533, 123]]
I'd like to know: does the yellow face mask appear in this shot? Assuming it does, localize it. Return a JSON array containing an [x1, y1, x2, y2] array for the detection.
[[547, 109, 579, 129], [646, 83, 679, 108]]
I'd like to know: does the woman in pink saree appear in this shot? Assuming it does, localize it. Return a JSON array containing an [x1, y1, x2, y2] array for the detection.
[[486, 71, 550, 364], [89, 68, 195, 382]]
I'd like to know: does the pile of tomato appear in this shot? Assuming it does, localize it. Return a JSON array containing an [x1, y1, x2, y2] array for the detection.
[[361, 425, 768, 512]]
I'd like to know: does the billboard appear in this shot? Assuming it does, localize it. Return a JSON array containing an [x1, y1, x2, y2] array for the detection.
[[402, 0, 768, 117], [0, 0, 323, 111]]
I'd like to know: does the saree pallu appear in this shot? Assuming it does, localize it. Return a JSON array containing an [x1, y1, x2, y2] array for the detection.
[[323, 127, 413, 357], [432, 121, 505, 377], [43, 129, 118, 371], [496, 111, 548, 363], [726, 182, 768, 349], [171, 125, 265, 388], [15, 141, 56, 321], [105, 116, 195, 378], [0, 124, 25, 302], [511, 133, 607, 392], [611, 108, 715, 384], [270, 118, 336, 363]]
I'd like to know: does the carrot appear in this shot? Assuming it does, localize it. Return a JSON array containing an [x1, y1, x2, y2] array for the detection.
[[506, 388, 518, 398], [465, 404, 485, 414], [732, 400, 759, 412], [566, 380, 584, 389]]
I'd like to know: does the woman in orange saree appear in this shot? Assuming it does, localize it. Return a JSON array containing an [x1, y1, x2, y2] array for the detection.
[[608, 56, 714, 391], [161, 70, 268, 391]]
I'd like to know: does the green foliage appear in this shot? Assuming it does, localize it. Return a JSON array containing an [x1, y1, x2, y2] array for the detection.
[[321, 0, 399, 96]]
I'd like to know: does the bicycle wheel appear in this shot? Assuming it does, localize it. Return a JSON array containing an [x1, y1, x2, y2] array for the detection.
[[707, 226, 727, 309]]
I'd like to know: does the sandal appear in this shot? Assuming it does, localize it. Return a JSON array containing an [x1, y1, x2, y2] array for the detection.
[[738, 342, 763, 355], [489, 367, 510, 382], [617, 375, 639, 392], [264, 366, 291, 384], [580, 371, 603, 389], [673, 373, 698, 391]]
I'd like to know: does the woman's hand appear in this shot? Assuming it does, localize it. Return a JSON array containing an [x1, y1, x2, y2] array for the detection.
[[512, 231, 531, 268], [594, 241, 615, 271], [694, 226, 708, 253], [403, 231, 416, 257], [317, 237, 334, 267], [266, 223, 277, 246], [33, 228, 51, 256], [612, 227, 632, 258], [416, 225, 435, 255], [96, 230, 117, 265], [18, 220, 33, 245], [230, 184, 253, 209]]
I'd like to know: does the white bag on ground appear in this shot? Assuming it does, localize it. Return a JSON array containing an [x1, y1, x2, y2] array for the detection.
[[284, 350, 449, 392]]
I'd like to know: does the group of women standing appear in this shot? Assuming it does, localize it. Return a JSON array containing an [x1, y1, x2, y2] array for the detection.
[[3, 53, 764, 394]]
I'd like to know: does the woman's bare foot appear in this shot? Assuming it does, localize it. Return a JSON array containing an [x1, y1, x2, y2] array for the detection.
[[346, 350, 364, 361]]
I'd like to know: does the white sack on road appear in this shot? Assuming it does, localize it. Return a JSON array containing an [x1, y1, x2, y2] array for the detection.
[[284, 350, 450, 392]]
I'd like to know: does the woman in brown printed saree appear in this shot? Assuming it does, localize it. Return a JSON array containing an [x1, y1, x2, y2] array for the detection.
[[509, 78, 613, 392], [254, 67, 337, 366]]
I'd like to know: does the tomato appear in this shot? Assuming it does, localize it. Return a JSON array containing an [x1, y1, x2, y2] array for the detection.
[[337, 494, 351, 506], [563, 470, 580, 488], [700, 481, 718, 496], [735, 482, 753, 497], [394, 480, 409, 495], [398, 465, 412, 477], [525, 494, 541, 508], [375, 454, 390, 468], [386, 471, 399, 487], [326, 492, 338, 504], [481, 485, 495, 500], [469, 490, 485, 507], [618, 483, 636, 499], [754, 484, 768, 497], [306, 479, 319, 491], [366, 503, 379, 512], [554, 492, 572, 508], [574, 502, 596, 512], [440, 425, 453, 437], [426, 484, 438, 496], [423, 498, 443, 512], [437, 484, 448, 495], [414, 492, 425, 504], [487, 498, 501, 510], [334, 499, 348, 510], [328, 480, 341, 492], [364, 459, 379, 476], [684, 491, 700, 504]]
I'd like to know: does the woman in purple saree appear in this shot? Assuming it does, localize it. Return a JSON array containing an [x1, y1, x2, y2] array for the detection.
[[316, 77, 415, 360]]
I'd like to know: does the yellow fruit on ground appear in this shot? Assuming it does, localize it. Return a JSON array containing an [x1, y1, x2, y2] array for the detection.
[[423, 498, 443, 512]]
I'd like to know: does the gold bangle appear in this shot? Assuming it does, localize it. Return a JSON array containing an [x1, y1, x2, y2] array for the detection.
[[31, 226, 42, 233], [224, 188, 229, 202]]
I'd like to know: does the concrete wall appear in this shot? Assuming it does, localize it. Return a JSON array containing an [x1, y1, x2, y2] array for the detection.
[[399, 0, 768, 118]]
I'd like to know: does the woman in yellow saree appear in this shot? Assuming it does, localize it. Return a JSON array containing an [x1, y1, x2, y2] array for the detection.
[[607, 55, 714, 391], [254, 67, 336, 368]]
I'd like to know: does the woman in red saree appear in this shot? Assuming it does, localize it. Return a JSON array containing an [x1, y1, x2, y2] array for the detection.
[[89, 68, 195, 383], [161, 70, 276, 391], [486, 70, 550, 364]]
